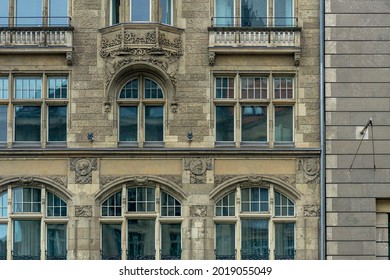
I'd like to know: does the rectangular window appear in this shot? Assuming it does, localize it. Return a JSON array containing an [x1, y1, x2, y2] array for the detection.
[[274, 77, 293, 99], [161, 0, 172, 25], [241, 77, 267, 99], [241, 188, 269, 212], [127, 219, 155, 260], [48, 106, 67, 142], [216, 106, 234, 142], [101, 224, 122, 260], [274, 223, 294, 259], [0, 77, 8, 99], [216, 77, 234, 99], [241, 106, 267, 142], [161, 224, 181, 259], [46, 224, 67, 260], [241, 219, 269, 260], [14, 106, 41, 142], [13, 220, 41, 259], [274, 106, 293, 143], [13, 188, 41, 213], [145, 106, 163, 142], [0, 1, 8, 26], [241, 0, 268, 27], [215, 0, 234, 27], [127, 187, 155, 212], [0, 106, 7, 142], [111, 0, 121, 25], [274, 0, 293, 27], [49, 0, 68, 26], [15, 0, 43, 26], [48, 77, 67, 99], [15, 77, 42, 99], [0, 224, 7, 260], [215, 224, 235, 259], [131, 0, 150, 22], [119, 106, 138, 142]]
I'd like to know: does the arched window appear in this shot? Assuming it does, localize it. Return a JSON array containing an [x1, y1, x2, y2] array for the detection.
[[0, 186, 68, 260], [100, 185, 182, 260], [118, 75, 165, 146], [214, 185, 295, 260]]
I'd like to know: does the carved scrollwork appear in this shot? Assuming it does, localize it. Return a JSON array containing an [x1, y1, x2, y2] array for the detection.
[[48, 176, 68, 188], [75, 205, 93, 217], [190, 205, 207, 217], [303, 205, 320, 217], [17, 177, 35, 185], [70, 158, 98, 184], [298, 158, 320, 183]]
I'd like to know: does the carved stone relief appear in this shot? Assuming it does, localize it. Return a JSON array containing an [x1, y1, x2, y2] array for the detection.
[[184, 158, 213, 184], [70, 158, 98, 184], [99, 175, 120, 187], [190, 205, 207, 217], [75, 205, 93, 217], [303, 205, 320, 217], [298, 158, 320, 183], [208, 52, 215, 66], [47, 176, 68, 188]]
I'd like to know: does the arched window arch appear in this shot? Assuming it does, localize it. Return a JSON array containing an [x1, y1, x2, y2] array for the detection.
[[117, 74, 166, 146], [100, 184, 182, 260], [0, 185, 68, 260], [214, 184, 296, 260]]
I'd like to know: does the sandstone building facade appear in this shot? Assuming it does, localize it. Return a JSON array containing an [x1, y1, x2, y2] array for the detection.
[[325, 0, 390, 259], [0, 0, 320, 260]]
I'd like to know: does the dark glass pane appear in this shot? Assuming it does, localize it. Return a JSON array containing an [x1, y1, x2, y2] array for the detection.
[[47, 224, 67, 259], [274, 0, 294, 27], [15, 0, 42, 26], [215, 0, 234, 27], [161, 0, 172, 25], [241, 219, 269, 259], [49, 0, 68, 26], [127, 219, 155, 259], [101, 224, 121, 259], [161, 224, 181, 259], [0, 224, 7, 259], [13, 220, 41, 259], [145, 106, 163, 141], [131, 0, 150, 21], [215, 224, 235, 259], [242, 106, 267, 142], [0, 192, 7, 217], [48, 106, 67, 142], [120, 79, 138, 99], [275, 223, 294, 259], [274, 106, 293, 142], [119, 106, 138, 142], [0, 106, 7, 142], [111, 0, 120, 25], [216, 106, 234, 141], [241, 0, 267, 27], [15, 106, 41, 141]]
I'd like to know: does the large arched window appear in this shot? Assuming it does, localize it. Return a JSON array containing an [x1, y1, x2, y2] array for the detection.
[[0, 185, 68, 260], [100, 184, 182, 260], [214, 185, 295, 260], [118, 75, 165, 147]]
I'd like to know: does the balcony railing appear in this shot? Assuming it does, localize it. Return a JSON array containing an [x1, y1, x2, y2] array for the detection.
[[0, 17, 74, 64], [208, 17, 301, 65]]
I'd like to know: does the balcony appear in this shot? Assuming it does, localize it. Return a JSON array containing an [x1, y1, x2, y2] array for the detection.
[[208, 17, 301, 65], [0, 17, 74, 65]]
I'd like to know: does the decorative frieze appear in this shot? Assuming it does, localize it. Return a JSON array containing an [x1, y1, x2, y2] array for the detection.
[[303, 205, 320, 217], [75, 205, 93, 217], [184, 157, 213, 184], [190, 205, 207, 217], [70, 158, 98, 184]]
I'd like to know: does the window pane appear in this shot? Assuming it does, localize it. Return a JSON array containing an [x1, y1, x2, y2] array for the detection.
[[215, 77, 234, 99], [275, 223, 294, 259], [216, 106, 234, 142], [145, 106, 163, 142], [144, 79, 163, 99], [0, 77, 8, 99], [241, 0, 268, 27], [215, 192, 235, 216], [15, 0, 42, 26], [13, 220, 41, 259], [160, 0, 172, 25], [46, 192, 67, 217], [119, 79, 138, 99], [0, 106, 7, 142], [0, 191, 7, 217], [48, 106, 67, 142], [49, 0, 68, 26], [0, 1, 8, 26], [241, 106, 267, 142], [161, 192, 181, 217], [14, 106, 41, 142], [215, 224, 235, 259], [0, 224, 6, 260], [241, 219, 269, 260], [274, 0, 294, 27], [274, 106, 293, 142], [127, 187, 155, 212], [101, 224, 122, 260], [131, 0, 150, 22], [161, 224, 181, 259], [215, 0, 234, 27], [48, 77, 67, 99], [127, 219, 155, 260], [111, 0, 121, 25], [47, 224, 67, 260], [119, 106, 138, 142], [15, 77, 42, 99], [101, 192, 122, 217]]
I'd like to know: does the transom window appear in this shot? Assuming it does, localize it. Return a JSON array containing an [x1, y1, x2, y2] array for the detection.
[[109, 0, 174, 26], [0, 186, 68, 260], [100, 185, 182, 260], [214, 185, 295, 260], [0, 74, 69, 146], [213, 73, 295, 146], [118, 75, 165, 146]]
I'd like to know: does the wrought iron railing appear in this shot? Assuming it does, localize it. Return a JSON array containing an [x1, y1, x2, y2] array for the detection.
[[46, 250, 67, 260], [215, 249, 236, 260], [101, 250, 122, 260], [241, 249, 270, 260], [0, 250, 6, 260], [211, 17, 299, 28], [12, 251, 40, 260], [127, 254, 155, 260], [160, 254, 181, 260], [274, 249, 295, 260]]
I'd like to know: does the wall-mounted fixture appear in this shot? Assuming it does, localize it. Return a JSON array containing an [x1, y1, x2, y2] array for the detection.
[[87, 132, 94, 142], [187, 132, 193, 141]]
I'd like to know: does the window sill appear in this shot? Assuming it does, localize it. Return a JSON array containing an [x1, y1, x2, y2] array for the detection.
[[273, 142, 295, 148], [143, 141, 165, 148], [215, 141, 236, 148], [12, 142, 41, 148], [118, 142, 139, 148], [240, 142, 269, 148]]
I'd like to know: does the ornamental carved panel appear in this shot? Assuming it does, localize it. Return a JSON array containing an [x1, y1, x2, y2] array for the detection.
[[190, 205, 207, 217], [75, 205, 93, 217], [184, 158, 213, 184], [70, 158, 98, 184], [303, 205, 320, 217], [298, 158, 320, 183]]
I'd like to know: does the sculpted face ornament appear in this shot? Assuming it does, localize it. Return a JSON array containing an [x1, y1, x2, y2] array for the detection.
[[76, 159, 92, 176]]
